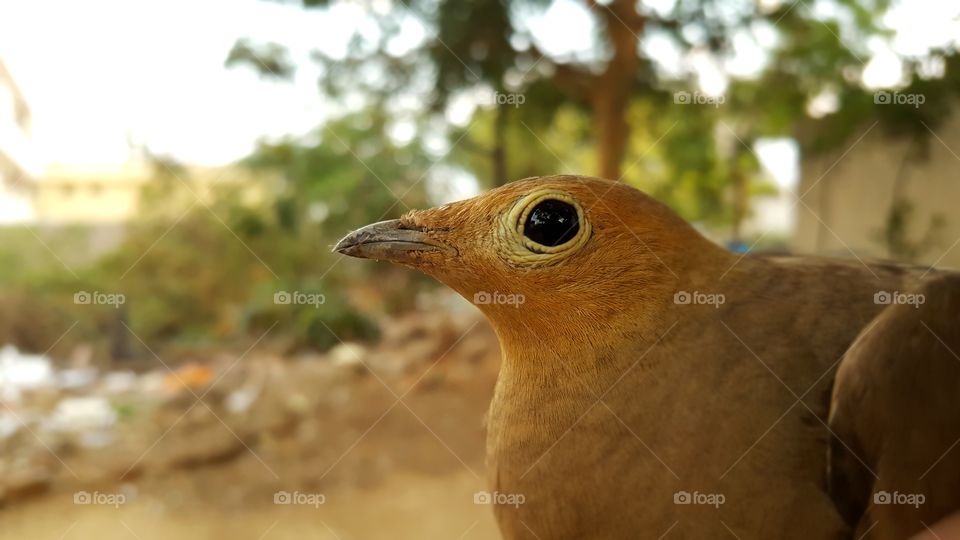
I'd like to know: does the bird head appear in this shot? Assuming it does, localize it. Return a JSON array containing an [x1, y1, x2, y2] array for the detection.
[[335, 175, 728, 353]]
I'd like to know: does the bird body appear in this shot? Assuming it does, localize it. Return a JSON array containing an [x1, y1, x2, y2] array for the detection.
[[484, 253, 913, 539], [335, 176, 960, 539]]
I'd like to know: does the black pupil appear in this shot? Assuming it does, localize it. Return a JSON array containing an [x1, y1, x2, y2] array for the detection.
[[523, 199, 579, 247]]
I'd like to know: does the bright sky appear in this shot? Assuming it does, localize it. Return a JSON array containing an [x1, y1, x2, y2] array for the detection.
[[0, 0, 957, 177], [0, 0, 341, 170]]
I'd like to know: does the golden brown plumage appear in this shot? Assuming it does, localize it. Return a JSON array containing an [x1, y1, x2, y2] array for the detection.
[[335, 175, 960, 539]]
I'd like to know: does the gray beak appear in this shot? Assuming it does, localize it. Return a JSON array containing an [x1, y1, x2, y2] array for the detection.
[[333, 219, 454, 262]]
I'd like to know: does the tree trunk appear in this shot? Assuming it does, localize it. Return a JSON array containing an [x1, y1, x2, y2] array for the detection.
[[588, 0, 643, 181], [542, 1, 645, 182], [593, 89, 630, 181], [492, 104, 508, 186]]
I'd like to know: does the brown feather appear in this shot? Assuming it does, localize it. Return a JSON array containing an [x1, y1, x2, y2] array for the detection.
[[336, 175, 958, 539]]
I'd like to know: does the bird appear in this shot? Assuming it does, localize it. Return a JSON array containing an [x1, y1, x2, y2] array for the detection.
[[334, 175, 960, 539]]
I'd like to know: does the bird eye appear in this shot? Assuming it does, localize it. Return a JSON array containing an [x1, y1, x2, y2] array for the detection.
[[523, 199, 580, 247], [497, 188, 590, 267]]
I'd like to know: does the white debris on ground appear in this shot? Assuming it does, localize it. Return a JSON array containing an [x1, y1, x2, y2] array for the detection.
[[0, 345, 55, 403], [0, 310, 499, 507], [100, 371, 138, 395], [56, 368, 98, 391], [44, 397, 117, 433], [327, 342, 367, 368], [224, 385, 261, 415]]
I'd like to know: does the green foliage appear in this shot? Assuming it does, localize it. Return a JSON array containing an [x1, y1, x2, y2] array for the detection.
[[225, 39, 296, 79], [97, 112, 436, 353], [236, 0, 960, 244], [430, 0, 517, 100], [0, 111, 442, 358]]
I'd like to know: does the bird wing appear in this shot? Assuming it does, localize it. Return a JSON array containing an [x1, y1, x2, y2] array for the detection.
[[828, 273, 960, 539]]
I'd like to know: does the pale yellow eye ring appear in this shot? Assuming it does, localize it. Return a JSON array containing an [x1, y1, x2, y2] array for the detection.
[[496, 189, 591, 266]]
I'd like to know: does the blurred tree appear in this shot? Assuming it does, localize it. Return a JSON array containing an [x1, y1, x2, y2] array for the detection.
[[0, 111, 442, 358], [232, 0, 960, 240], [243, 1, 885, 176]]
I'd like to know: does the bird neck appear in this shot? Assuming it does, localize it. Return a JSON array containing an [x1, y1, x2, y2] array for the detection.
[[484, 231, 733, 360], [485, 316, 682, 461]]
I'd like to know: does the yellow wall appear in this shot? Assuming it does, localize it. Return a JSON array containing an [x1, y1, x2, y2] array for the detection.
[[31, 163, 270, 225], [33, 179, 144, 224]]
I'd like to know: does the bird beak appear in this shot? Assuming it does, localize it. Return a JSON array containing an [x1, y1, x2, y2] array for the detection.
[[333, 219, 455, 262]]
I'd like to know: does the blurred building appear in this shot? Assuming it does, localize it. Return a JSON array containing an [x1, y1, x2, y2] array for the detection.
[[33, 162, 151, 225], [28, 161, 267, 258], [32, 162, 265, 225], [0, 58, 35, 221], [793, 116, 960, 269]]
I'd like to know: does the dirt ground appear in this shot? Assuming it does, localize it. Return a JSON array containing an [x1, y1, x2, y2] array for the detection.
[[0, 472, 498, 540], [0, 311, 503, 539], [0, 470, 499, 540]]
